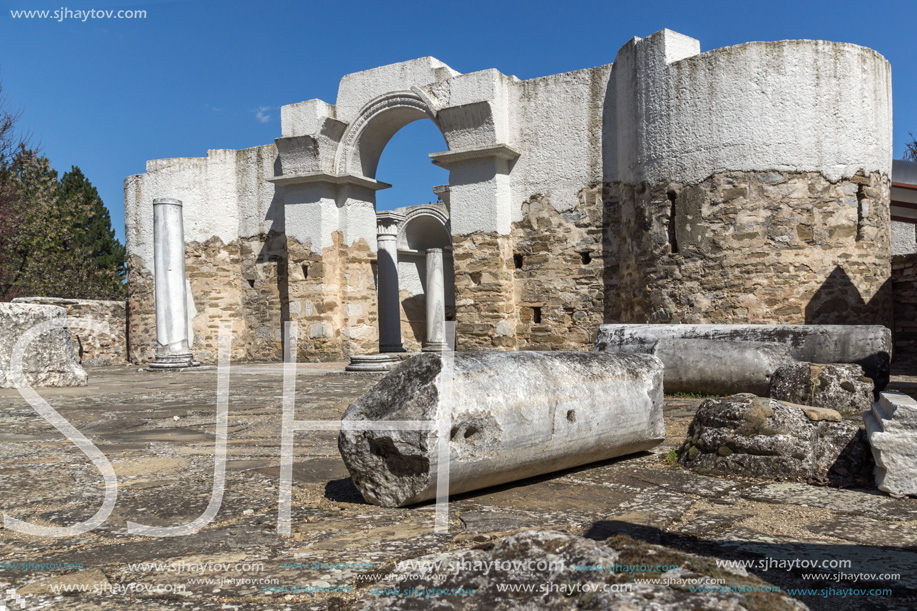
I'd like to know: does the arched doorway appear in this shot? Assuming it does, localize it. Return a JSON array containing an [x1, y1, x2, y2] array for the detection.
[[335, 92, 456, 353]]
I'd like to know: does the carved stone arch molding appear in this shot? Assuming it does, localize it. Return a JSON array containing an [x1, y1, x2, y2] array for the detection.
[[334, 90, 440, 178], [397, 204, 452, 252]]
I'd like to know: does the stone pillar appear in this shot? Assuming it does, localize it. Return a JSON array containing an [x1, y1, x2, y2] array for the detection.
[[377, 213, 404, 353], [423, 248, 449, 352], [150, 198, 195, 369]]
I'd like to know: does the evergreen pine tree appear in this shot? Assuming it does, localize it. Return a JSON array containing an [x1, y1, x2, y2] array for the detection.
[[59, 166, 127, 299], [0, 151, 127, 300]]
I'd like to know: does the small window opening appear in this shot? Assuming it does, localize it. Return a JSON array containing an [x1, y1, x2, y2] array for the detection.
[[856, 183, 868, 242], [533, 306, 542, 324], [667, 190, 679, 254], [301, 264, 309, 280], [579, 251, 592, 265], [513, 254, 524, 269]]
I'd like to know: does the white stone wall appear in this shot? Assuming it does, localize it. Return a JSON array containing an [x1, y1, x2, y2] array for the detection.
[[127, 30, 893, 255], [511, 66, 611, 220], [124, 144, 278, 272], [124, 29, 895, 359], [608, 29, 892, 185]]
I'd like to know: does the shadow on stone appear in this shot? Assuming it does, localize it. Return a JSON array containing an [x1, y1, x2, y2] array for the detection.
[[805, 266, 892, 328]]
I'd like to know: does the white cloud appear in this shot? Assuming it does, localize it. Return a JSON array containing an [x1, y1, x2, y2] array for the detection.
[[255, 106, 272, 123]]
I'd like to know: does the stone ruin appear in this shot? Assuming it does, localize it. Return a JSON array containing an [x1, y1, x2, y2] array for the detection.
[[117, 28, 917, 501], [124, 29, 896, 365]]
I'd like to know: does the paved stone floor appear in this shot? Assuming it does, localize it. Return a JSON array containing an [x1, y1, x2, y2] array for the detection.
[[0, 364, 915, 610]]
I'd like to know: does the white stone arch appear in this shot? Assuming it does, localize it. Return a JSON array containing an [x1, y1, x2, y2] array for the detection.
[[397, 204, 451, 252], [334, 90, 442, 179]]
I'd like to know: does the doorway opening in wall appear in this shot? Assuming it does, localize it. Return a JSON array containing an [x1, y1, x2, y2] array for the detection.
[[373, 119, 455, 353]]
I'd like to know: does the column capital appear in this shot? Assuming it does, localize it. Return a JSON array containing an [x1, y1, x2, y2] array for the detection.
[[376, 210, 404, 238]]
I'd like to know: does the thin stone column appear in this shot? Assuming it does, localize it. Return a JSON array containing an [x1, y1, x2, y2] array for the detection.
[[377, 213, 404, 353], [423, 248, 449, 352], [150, 198, 195, 368]]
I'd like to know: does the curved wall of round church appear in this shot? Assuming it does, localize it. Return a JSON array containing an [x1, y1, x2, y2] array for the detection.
[[605, 36, 893, 327]]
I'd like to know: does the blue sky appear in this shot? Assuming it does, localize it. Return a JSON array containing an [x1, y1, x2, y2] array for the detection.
[[1, 0, 915, 243]]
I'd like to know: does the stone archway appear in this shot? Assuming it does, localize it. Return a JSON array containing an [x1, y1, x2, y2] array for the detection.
[[375, 204, 455, 353], [272, 59, 520, 360]]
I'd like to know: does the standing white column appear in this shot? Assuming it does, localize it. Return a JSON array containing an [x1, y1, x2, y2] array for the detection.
[[377, 213, 404, 353], [423, 248, 449, 352], [150, 198, 195, 368]]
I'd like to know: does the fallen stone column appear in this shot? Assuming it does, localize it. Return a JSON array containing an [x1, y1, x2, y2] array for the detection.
[[338, 351, 665, 507], [865, 392, 917, 497], [594, 324, 892, 395]]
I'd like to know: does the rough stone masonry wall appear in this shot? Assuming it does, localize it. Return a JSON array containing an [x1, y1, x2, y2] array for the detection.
[[126, 254, 155, 364], [605, 170, 892, 328], [285, 232, 378, 361], [128, 231, 378, 365], [12, 297, 128, 366], [509, 185, 605, 350], [452, 234, 517, 351], [892, 253, 917, 365], [128, 234, 287, 365]]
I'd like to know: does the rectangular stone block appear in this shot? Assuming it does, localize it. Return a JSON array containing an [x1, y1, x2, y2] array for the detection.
[[865, 392, 917, 497]]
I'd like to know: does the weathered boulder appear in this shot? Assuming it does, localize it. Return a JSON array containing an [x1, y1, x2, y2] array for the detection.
[[594, 324, 892, 396], [865, 392, 917, 497], [0, 303, 87, 388], [355, 530, 806, 611], [678, 394, 872, 485], [768, 363, 873, 414], [338, 351, 665, 507]]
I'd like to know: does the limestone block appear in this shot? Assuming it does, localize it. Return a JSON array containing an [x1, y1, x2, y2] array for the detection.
[[0, 303, 88, 388], [595, 324, 892, 395], [768, 363, 873, 414], [679, 394, 872, 484], [865, 392, 917, 497], [338, 351, 665, 507], [12, 297, 127, 366]]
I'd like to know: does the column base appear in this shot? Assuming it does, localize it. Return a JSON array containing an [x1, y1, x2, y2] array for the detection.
[[346, 353, 404, 372], [149, 353, 197, 369], [379, 344, 406, 353], [422, 342, 450, 353]]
